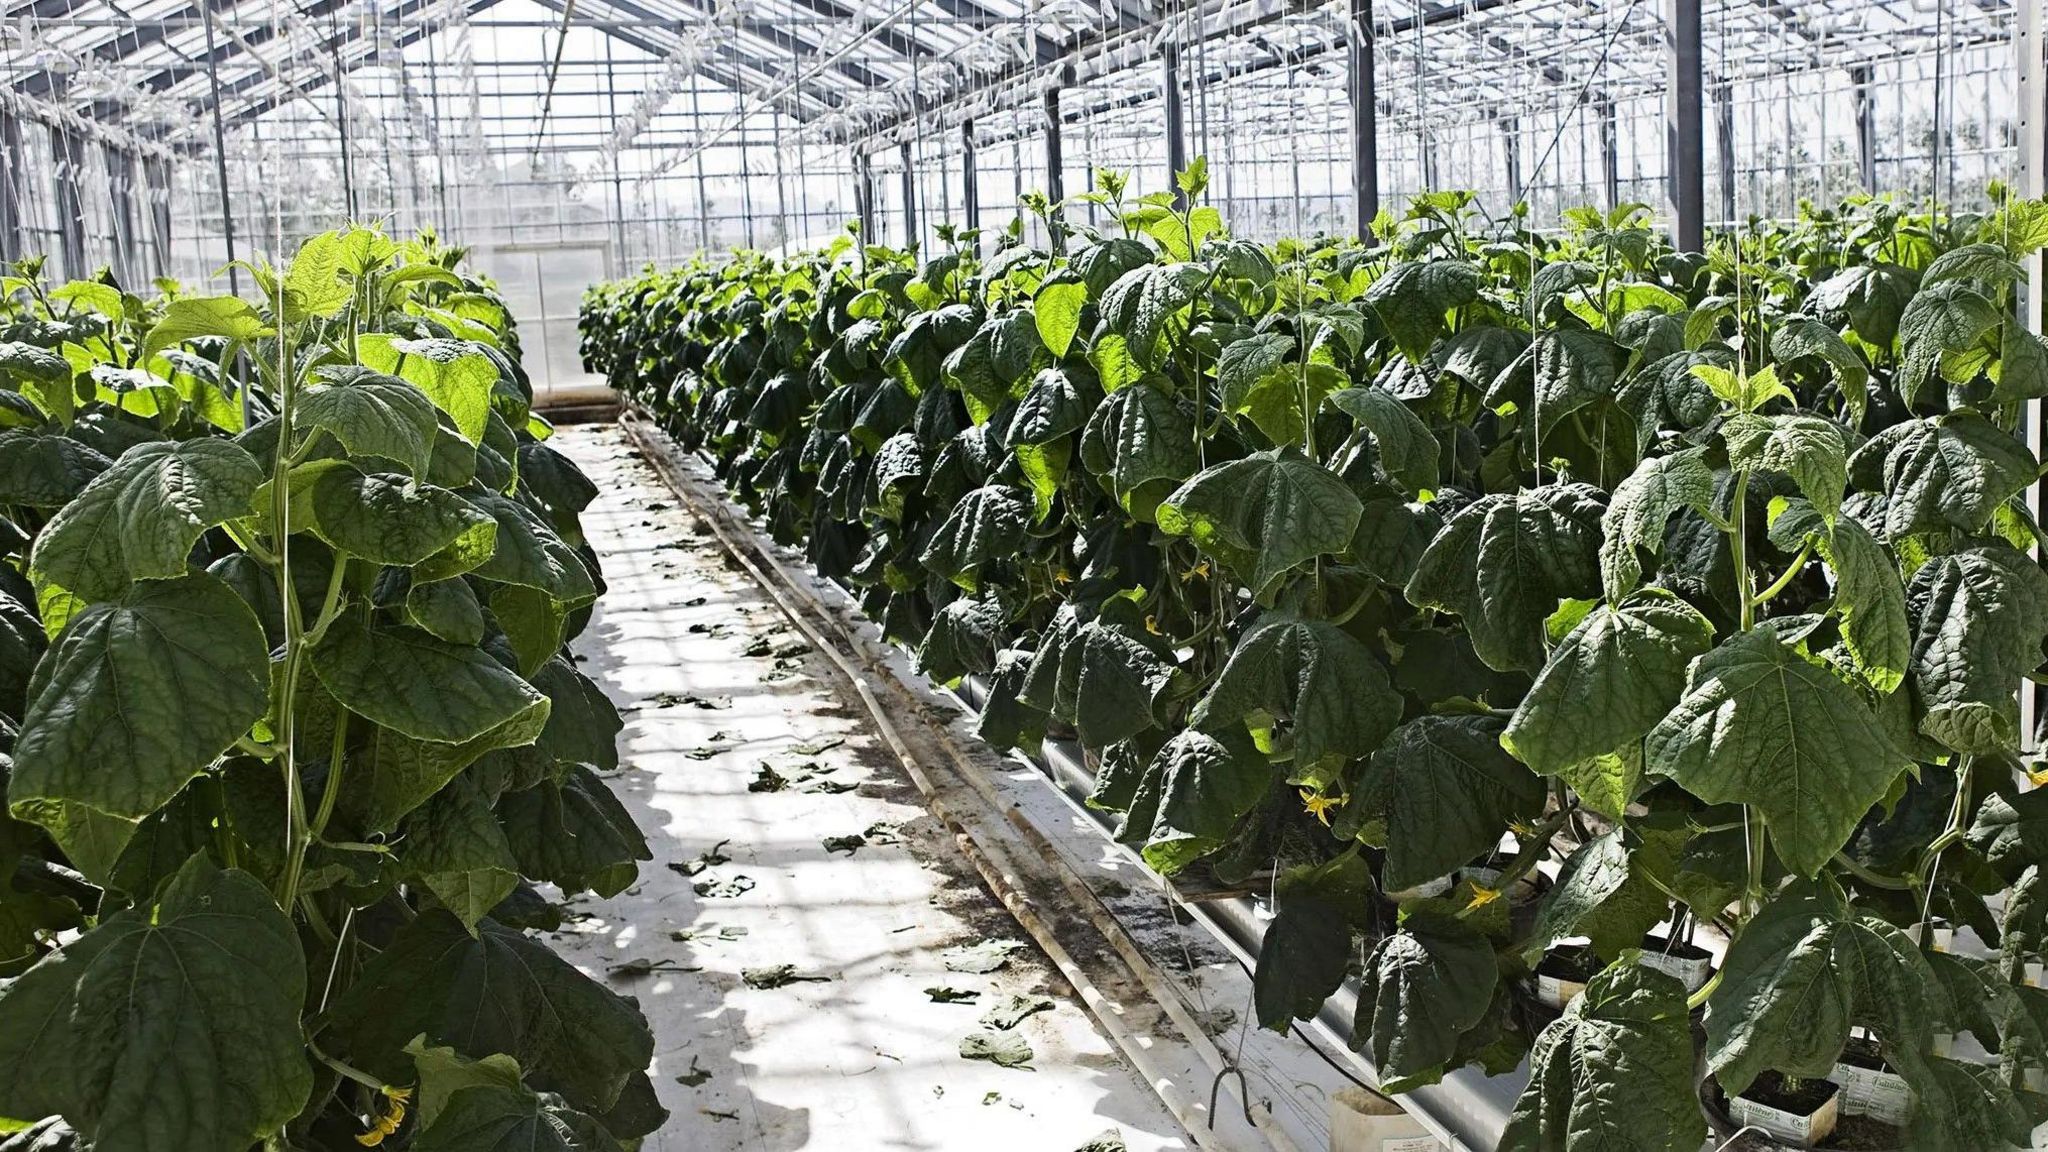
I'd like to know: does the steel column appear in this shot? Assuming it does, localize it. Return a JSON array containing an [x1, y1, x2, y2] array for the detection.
[[49, 126, 87, 279], [899, 142, 917, 248], [1598, 96, 1620, 209], [144, 157, 173, 279], [1502, 119, 1523, 205], [2019, 0, 2045, 747], [1851, 66, 1878, 193], [1347, 0, 1379, 242], [854, 151, 876, 241], [0, 109, 21, 265], [961, 120, 980, 240], [1663, 0, 1704, 252], [1044, 78, 1066, 252], [1714, 83, 1736, 224], [1162, 41, 1188, 204]]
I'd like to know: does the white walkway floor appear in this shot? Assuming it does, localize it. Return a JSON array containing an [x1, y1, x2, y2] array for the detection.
[[547, 424, 1189, 1152]]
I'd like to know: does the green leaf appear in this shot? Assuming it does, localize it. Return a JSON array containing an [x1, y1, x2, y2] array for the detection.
[[1070, 613, 1183, 748], [1216, 333, 1294, 411], [1644, 627, 1910, 876], [324, 908, 654, 1115], [464, 491, 594, 605], [406, 775, 520, 931], [1362, 260, 1481, 363], [407, 578, 486, 645], [1254, 853, 1372, 1029], [359, 334, 499, 444], [1192, 611, 1401, 787], [295, 465, 494, 566], [1966, 788, 2048, 881], [1158, 448, 1363, 597], [1355, 714, 1545, 891], [497, 766, 650, 899], [11, 573, 268, 824], [1097, 263, 1205, 367], [1522, 830, 1670, 962], [0, 857, 309, 1152], [352, 703, 552, 834], [1851, 412, 2037, 540], [1009, 367, 1098, 446], [1994, 323, 2048, 402], [1033, 280, 1087, 359], [1767, 497, 1910, 692], [1771, 317, 1870, 422], [1722, 412, 1850, 518], [283, 230, 354, 319], [1353, 906, 1498, 1090], [0, 430, 110, 508], [30, 439, 265, 602], [1123, 728, 1270, 874], [532, 657, 622, 772], [919, 485, 1032, 592], [1689, 362, 1793, 413], [1503, 590, 1713, 816], [1898, 281, 2002, 405], [1598, 448, 1714, 600], [1501, 964, 1704, 1152], [1078, 382, 1196, 522], [140, 296, 274, 366], [413, 1062, 624, 1152], [1704, 880, 1942, 1095], [311, 605, 547, 744], [1406, 484, 1606, 673], [1327, 387, 1439, 496], [296, 367, 440, 477], [1906, 544, 2048, 754]]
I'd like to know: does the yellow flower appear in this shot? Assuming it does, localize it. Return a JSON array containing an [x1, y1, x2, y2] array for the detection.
[[1464, 885, 1504, 911], [356, 1086, 412, 1147], [1298, 788, 1344, 827], [1144, 614, 1161, 635], [1179, 560, 1209, 583]]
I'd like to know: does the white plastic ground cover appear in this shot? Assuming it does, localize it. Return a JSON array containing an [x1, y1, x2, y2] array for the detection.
[[539, 423, 1193, 1151]]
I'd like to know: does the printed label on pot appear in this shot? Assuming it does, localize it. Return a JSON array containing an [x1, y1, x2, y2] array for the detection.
[[1461, 865, 1504, 889], [1389, 874, 1453, 901], [1533, 974, 1585, 1009], [1728, 1091, 1837, 1146], [1378, 1138, 1441, 1152], [1830, 1061, 1910, 1125], [1637, 947, 1712, 992]]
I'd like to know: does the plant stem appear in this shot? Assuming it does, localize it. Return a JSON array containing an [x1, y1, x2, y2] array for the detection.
[[1750, 539, 1813, 608]]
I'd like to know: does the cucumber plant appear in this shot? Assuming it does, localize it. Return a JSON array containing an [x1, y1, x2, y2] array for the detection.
[[0, 228, 656, 1152]]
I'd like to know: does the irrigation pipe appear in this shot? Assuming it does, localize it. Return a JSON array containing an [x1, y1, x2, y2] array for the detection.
[[618, 411, 1292, 1152]]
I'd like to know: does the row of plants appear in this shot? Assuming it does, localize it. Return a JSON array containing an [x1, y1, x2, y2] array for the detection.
[[0, 231, 657, 1152], [582, 168, 2048, 1150]]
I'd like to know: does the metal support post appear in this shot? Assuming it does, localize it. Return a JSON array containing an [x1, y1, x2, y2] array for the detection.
[[50, 126, 86, 279], [1347, 0, 1379, 242], [1502, 118, 1523, 205], [2019, 0, 2045, 746], [1045, 75, 1067, 252], [144, 156, 173, 279], [0, 108, 21, 265], [1714, 83, 1736, 225], [961, 120, 980, 241], [1598, 96, 1619, 209], [899, 141, 917, 249], [854, 150, 876, 241], [1851, 66, 1878, 193], [1664, 0, 1704, 252], [108, 145, 142, 286], [1162, 41, 1187, 204]]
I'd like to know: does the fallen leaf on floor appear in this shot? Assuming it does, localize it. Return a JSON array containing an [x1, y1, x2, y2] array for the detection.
[[607, 958, 701, 979], [802, 778, 858, 794], [743, 637, 773, 657], [1076, 1132, 1128, 1152], [683, 693, 730, 709], [674, 1057, 712, 1088], [667, 840, 732, 877], [822, 834, 866, 855], [692, 874, 756, 898], [959, 1030, 1034, 1068], [686, 622, 731, 637], [790, 736, 846, 755], [671, 924, 749, 944], [979, 994, 1055, 1031], [681, 593, 708, 603], [941, 938, 1023, 974], [700, 1109, 738, 1123], [742, 964, 833, 989], [748, 764, 788, 793], [646, 501, 670, 511], [863, 821, 903, 845], [924, 986, 980, 1004], [684, 733, 733, 760], [772, 640, 810, 658], [982, 1091, 1002, 1106]]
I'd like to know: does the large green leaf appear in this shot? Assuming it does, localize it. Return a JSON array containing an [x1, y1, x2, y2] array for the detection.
[[1721, 412, 1851, 518], [351, 703, 552, 834], [464, 491, 594, 605], [323, 909, 654, 1115], [1362, 259, 1481, 363], [1191, 611, 1400, 787], [1521, 830, 1670, 962], [1503, 590, 1713, 818], [919, 485, 1032, 591], [1254, 853, 1372, 1029], [295, 367, 440, 477], [1354, 714, 1545, 891], [1597, 448, 1714, 601], [1898, 280, 2001, 406], [138, 297, 274, 366], [310, 605, 547, 745], [1406, 484, 1606, 673], [531, 657, 622, 772], [406, 775, 521, 931], [412, 1057, 624, 1152], [0, 858, 308, 1152], [359, 334, 499, 443], [1849, 412, 2036, 541], [1644, 627, 1910, 876], [1078, 382, 1196, 522], [1353, 906, 1498, 1090], [1704, 881, 1943, 1095], [12, 573, 268, 823], [0, 432, 110, 509], [1906, 544, 2048, 754], [1157, 448, 1363, 597], [1121, 728, 1270, 874], [296, 465, 494, 566], [1097, 263, 1205, 367], [497, 766, 649, 899], [1767, 498, 1911, 693], [1327, 387, 1440, 496], [1500, 964, 1704, 1152], [30, 439, 265, 602], [1032, 279, 1087, 359]]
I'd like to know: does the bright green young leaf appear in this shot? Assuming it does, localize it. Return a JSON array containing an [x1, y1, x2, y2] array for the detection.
[[1033, 279, 1087, 359], [284, 230, 354, 319], [1157, 448, 1363, 597], [1501, 964, 1704, 1152], [1767, 497, 1910, 692], [11, 572, 268, 824], [140, 296, 274, 366], [1644, 626, 1910, 876], [1690, 362, 1793, 413], [1721, 412, 1850, 518], [1406, 484, 1606, 673], [30, 439, 265, 602], [0, 857, 309, 1152], [1355, 714, 1545, 891], [359, 334, 499, 444]]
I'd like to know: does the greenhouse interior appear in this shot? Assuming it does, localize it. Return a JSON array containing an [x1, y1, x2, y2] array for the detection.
[[3, 0, 2048, 1150]]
